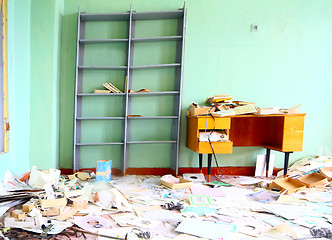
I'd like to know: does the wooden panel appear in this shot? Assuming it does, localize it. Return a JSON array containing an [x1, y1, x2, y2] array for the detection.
[[198, 141, 233, 154], [229, 116, 263, 146], [197, 117, 231, 130], [281, 115, 305, 151], [258, 116, 284, 150], [186, 117, 199, 152]]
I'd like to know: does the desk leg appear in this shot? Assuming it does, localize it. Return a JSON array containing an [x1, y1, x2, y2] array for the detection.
[[265, 148, 271, 177], [207, 154, 212, 182], [199, 154, 203, 173], [284, 152, 292, 178]]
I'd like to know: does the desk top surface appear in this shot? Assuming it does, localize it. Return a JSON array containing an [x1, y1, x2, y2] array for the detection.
[[187, 113, 306, 118]]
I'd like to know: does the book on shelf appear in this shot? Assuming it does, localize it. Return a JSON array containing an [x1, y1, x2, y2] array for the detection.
[[102, 83, 122, 93]]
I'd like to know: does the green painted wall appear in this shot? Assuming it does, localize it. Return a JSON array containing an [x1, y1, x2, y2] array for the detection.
[[2, 0, 332, 179], [30, 0, 63, 169], [59, 0, 332, 170]]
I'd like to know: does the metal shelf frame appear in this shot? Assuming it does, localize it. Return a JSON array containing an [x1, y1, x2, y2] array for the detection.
[[73, 4, 186, 174]]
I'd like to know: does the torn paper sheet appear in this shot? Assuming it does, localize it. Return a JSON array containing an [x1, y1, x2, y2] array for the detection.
[[160, 175, 180, 184], [3, 170, 33, 191], [5, 217, 73, 235], [0, 199, 26, 218], [190, 185, 225, 197], [182, 173, 205, 183], [72, 214, 112, 233], [255, 154, 274, 177], [173, 234, 208, 240], [142, 209, 181, 222], [97, 227, 133, 239], [175, 219, 236, 240], [91, 188, 132, 210], [28, 166, 60, 189]]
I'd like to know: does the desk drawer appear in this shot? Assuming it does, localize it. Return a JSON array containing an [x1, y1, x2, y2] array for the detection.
[[197, 117, 231, 130], [198, 141, 233, 154]]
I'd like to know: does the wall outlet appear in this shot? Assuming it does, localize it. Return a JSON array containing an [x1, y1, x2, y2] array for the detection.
[[251, 24, 259, 32]]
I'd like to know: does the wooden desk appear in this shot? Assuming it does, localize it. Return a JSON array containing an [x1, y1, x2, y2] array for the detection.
[[186, 114, 305, 181]]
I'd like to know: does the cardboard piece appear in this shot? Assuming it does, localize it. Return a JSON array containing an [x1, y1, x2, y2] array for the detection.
[[10, 210, 26, 220], [40, 197, 67, 209], [96, 160, 112, 182], [297, 173, 328, 188], [319, 167, 332, 181], [188, 104, 215, 116], [160, 178, 193, 189], [41, 207, 60, 217], [68, 172, 92, 181], [56, 208, 77, 221], [72, 198, 88, 209], [22, 201, 35, 213], [269, 177, 306, 194]]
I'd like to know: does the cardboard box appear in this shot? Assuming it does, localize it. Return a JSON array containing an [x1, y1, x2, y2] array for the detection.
[[96, 160, 112, 182], [297, 173, 328, 188], [319, 167, 332, 181], [189, 105, 215, 116], [269, 177, 306, 194], [160, 178, 193, 189]]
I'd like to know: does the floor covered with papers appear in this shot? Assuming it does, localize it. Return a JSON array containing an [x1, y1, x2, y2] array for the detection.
[[1, 156, 332, 240]]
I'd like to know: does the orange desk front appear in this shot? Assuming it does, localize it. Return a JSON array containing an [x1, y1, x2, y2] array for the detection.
[[186, 114, 305, 178]]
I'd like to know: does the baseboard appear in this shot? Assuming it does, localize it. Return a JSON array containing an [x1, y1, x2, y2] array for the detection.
[[59, 166, 257, 176]]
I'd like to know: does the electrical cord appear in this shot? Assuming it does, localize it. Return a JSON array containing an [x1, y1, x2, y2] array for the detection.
[[204, 114, 225, 176]]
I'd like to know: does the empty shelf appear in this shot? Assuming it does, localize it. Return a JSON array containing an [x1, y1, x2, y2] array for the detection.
[[76, 142, 124, 146], [81, 12, 130, 21], [130, 63, 180, 69], [127, 116, 178, 119], [80, 39, 128, 43], [78, 66, 127, 70], [132, 10, 183, 20], [76, 117, 125, 120], [128, 91, 179, 96], [127, 140, 177, 144], [132, 36, 182, 43], [77, 93, 125, 96]]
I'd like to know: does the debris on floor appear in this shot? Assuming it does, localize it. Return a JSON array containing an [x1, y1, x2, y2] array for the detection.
[[1, 155, 332, 239]]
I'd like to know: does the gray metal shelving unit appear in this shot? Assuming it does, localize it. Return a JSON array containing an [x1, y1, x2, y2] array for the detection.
[[73, 4, 186, 175]]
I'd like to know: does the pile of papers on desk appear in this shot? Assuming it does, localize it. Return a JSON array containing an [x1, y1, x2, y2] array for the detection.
[[207, 95, 257, 117], [189, 94, 303, 117]]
